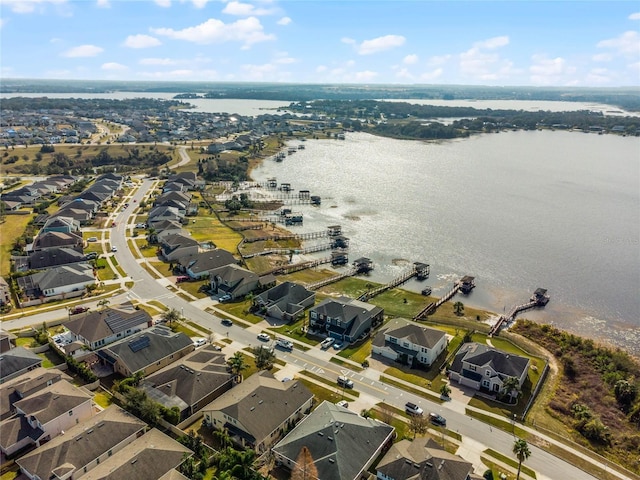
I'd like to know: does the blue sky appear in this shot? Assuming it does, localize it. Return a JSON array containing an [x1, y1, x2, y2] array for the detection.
[[1, 0, 639, 86]]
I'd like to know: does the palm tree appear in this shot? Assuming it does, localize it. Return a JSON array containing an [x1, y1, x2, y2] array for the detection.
[[97, 299, 110, 311], [213, 427, 232, 451], [227, 352, 248, 380], [440, 383, 452, 398], [161, 308, 181, 325], [453, 301, 464, 316], [513, 438, 531, 480], [501, 376, 521, 403]]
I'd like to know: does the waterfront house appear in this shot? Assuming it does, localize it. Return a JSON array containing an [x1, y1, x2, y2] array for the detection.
[[308, 296, 384, 344], [16, 405, 146, 480], [63, 305, 152, 350], [272, 401, 394, 480], [96, 325, 194, 378], [0, 380, 94, 456], [371, 318, 447, 367], [202, 371, 313, 454], [254, 281, 315, 323], [448, 342, 530, 396], [141, 345, 234, 421]]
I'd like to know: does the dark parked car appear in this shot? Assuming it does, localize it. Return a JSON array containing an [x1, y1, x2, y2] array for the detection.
[[429, 412, 447, 426], [70, 306, 89, 315], [221, 318, 233, 327]]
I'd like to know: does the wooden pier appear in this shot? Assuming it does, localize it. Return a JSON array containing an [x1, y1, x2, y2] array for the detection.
[[259, 253, 348, 276], [357, 263, 424, 301], [241, 243, 347, 259], [413, 276, 473, 321], [307, 266, 359, 290], [242, 229, 332, 244], [489, 288, 550, 336]]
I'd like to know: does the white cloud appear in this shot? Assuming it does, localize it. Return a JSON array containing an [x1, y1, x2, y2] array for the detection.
[[123, 34, 162, 48], [585, 67, 613, 85], [316, 65, 327, 73], [597, 31, 640, 59], [0, 18, 6, 28], [277, 16, 291, 26], [529, 54, 576, 85], [357, 34, 405, 55], [341, 37, 356, 45], [2, 0, 67, 14], [403, 54, 418, 65], [139, 57, 178, 66], [274, 52, 295, 64], [61, 44, 103, 57], [101, 62, 127, 71], [154, 0, 170, 6], [96, 0, 110, 7], [151, 16, 275, 47], [395, 68, 414, 80], [223, 1, 273, 16], [628, 12, 640, 20], [427, 54, 451, 66], [592, 53, 612, 62], [474, 35, 509, 49], [420, 68, 443, 81], [191, 0, 209, 8], [353, 70, 378, 81]]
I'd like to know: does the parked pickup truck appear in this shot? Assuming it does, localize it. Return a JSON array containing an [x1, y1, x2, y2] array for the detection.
[[276, 338, 294, 350], [320, 338, 335, 350]]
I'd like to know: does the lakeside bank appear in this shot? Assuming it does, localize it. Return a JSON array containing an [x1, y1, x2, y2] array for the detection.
[[247, 130, 640, 356]]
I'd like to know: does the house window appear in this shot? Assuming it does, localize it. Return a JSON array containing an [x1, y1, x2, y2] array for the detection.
[[403, 342, 410, 348], [469, 365, 476, 371], [389, 337, 397, 344], [482, 380, 490, 387], [486, 370, 491, 376], [69, 410, 73, 416], [108, 450, 112, 457]]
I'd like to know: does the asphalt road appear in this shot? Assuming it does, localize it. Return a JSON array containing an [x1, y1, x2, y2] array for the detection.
[[1, 177, 621, 480]]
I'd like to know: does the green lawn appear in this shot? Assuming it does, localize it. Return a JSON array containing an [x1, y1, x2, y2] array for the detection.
[[482, 449, 537, 479], [213, 300, 264, 325], [338, 340, 371, 364], [298, 378, 350, 407], [189, 215, 243, 252], [301, 371, 360, 398], [177, 280, 209, 299], [149, 260, 173, 277], [268, 318, 320, 346], [94, 391, 113, 408], [94, 258, 116, 281], [0, 214, 32, 276], [134, 238, 159, 258]]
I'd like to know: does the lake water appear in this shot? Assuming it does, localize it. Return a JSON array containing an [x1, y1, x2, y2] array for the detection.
[[252, 131, 640, 355]]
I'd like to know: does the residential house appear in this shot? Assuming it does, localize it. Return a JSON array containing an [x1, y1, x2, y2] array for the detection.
[[0, 380, 94, 456], [96, 325, 194, 378], [75, 428, 192, 480], [16, 405, 146, 480], [376, 438, 481, 480], [448, 342, 530, 396], [309, 296, 384, 344], [254, 281, 315, 323], [17, 263, 95, 303], [64, 305, 152, 350], [141, 345, 234, 421], [0, 347, 43, 384], [41, 216, 80, 234], [0, 367, 71, 421], [50, 207, 93, 225], [372, 318, 448, 368], [159, 234, 199, 263], [0, 277, 11, 307], [202, 370, 313, 454], [0, 329, 15, 353], [148, 206, 184, 227], [209, 264, 275, 300], [23, 247, 86, 271], [177, 250, 237, 280], [272, 401, 394, 480], [31, 231, 84, 253]]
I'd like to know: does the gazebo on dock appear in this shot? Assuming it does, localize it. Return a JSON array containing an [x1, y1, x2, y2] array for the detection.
[[459, 276, 476, 294], [353, 257, 373, 274]]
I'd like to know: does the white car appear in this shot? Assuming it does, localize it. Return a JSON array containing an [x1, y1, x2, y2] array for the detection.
[[405, 402, 424, 416], [336, 400, 349, 408], [276, 338, 294, 350], [193, 338, 206, 347], [257, 333, 271, 342], [111, 246, 118, 252], [320, 338, 335, 350]]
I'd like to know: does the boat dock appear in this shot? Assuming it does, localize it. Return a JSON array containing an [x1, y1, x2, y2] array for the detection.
[[413, 276, 472, 320], [357, 262, 428, 301], [259, 252, 348, 276], [306, 257, 374, 291], [489, 288, 550, 336], [241, 228, 334, 243]]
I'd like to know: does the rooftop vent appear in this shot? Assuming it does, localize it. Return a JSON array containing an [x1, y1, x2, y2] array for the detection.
[[328, 458, 335, 463], [259, 400, 263, 404], [328, 436, 333, 441], [318, 432, 323, 436]]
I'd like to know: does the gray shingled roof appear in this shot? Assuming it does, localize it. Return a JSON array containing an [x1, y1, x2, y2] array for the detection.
[[28, 247, 85, 269], [75, 428, 192, 480], [255, 281, 315, 314], [29, 263, 94, 290], [98, 326, 193, 375], [179, 250, 236, 274], [374, 319, 446, 350], [376, 438, 474, 480], [450, 342, 530, 380], [311, 297, 383, 338], [0, 368, 70, 420], [0, 347, 42, 383], [13, 379, 92, 425], [65, 306, 152, 344], [16, 406, 146, 480], [204, 370, 313, 445], [273, 401, 394, 480]]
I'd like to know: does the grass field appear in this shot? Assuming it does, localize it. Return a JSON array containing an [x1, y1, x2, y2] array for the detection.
[[0, 214, 33, 276], [189, 215, 243, 252]]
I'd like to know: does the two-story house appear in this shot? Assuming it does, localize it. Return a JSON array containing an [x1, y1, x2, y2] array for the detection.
[[0, 380, 93, 456], [372, 318, 448, 367], [209, 264, 275, 300], [254, 281, 315, 323], [309, 296, 384, 344], [448, 342, 530, 397], [202, 371, 313, 454]]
